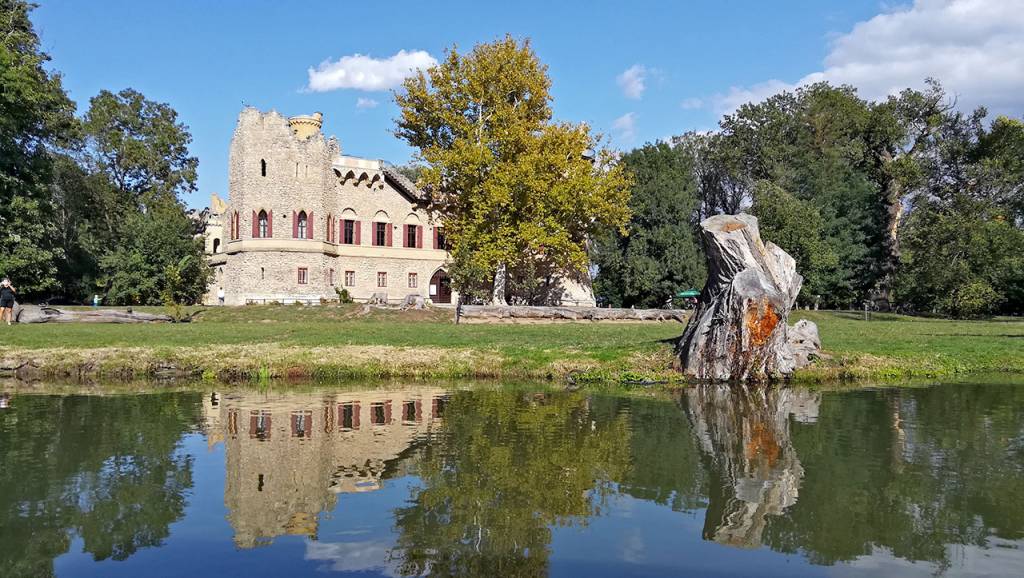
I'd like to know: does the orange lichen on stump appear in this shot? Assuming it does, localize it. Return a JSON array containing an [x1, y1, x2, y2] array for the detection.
[[744, 299, 780, 347], [722, 222, 747, 232]]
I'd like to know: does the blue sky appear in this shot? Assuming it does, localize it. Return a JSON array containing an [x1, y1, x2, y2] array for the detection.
[[32, 1, 1024, 209]]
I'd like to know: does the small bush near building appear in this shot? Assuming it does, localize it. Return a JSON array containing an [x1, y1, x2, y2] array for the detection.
[[335, 287, 354, 304]]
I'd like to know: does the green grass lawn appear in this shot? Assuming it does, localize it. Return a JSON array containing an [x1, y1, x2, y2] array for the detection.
[[1, 304, 1022, 382], [792, 310, 1024, 380]]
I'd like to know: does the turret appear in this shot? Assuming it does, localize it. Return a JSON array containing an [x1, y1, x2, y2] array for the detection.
[[288, 112, 323, 140]]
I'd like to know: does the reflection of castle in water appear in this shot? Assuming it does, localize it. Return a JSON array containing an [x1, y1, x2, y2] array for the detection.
[[202, 388, 449, 548], [682, 385, 819, 549]]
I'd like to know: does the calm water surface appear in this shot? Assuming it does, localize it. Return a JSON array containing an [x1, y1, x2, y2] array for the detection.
[[1, 382, 1022, 577]]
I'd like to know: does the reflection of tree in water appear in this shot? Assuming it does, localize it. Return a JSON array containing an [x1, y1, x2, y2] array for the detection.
[[390, 390, 632, 577], [765, 384, 1024, 568], [681, 384, 818, 549], [0, 393, 201, 578]]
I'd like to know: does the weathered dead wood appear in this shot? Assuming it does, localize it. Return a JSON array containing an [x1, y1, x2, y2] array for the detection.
[[676, 213, 820, 382], [459, 305, 687, 322], [14, 304, 175, 324]]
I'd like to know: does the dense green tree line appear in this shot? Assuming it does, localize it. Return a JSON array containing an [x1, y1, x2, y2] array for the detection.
[[595, 81, 1024, 316], [1, 1, 209, 305]]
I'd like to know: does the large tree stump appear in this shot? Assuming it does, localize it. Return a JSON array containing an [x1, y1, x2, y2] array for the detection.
[[676, 213, 819, 381]]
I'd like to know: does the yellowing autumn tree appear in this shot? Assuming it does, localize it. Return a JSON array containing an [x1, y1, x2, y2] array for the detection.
[[395, 36, 631, 304]]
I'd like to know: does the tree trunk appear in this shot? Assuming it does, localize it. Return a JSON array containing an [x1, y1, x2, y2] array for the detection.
[[675, 213, 819, 382], [874, 172, 902, 310], [14, 304, 175, 323], [491, 262, 508, 306]]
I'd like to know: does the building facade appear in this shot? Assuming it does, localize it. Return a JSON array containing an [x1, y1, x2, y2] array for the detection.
[[204, 108, 595, 306]]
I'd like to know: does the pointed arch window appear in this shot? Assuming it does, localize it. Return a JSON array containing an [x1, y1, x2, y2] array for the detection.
[[260, 159, 267, 177], [297, 211, 308, 239], [257, 210, 269, 238]]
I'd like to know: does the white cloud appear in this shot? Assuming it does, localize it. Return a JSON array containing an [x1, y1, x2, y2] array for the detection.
[[305, 539, 400, 576], [617, 65, 648, 99], [307, 49, 437, 92], [679, 97, 705, 110], [713, 79, 796, 116], [612, 112, 637, 142], [714, 0, 1024, 116], [356, 97, 379, 109]]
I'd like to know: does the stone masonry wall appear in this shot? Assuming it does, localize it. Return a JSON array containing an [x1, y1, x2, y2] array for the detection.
[[211, 108, 452, 306]]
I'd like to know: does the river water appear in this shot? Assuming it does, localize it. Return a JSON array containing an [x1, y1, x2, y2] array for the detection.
[[1, 382, 1022, 577]]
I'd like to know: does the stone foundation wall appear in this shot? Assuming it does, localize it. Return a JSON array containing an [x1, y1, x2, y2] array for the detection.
[[208, 246, 454, 306]]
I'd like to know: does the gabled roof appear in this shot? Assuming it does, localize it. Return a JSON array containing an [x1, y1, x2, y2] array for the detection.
[[381, 164, 426, 203]]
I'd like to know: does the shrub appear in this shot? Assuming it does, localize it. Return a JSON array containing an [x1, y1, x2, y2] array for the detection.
[[941, 281, 1005, 318], [335, 287, 353, 304]]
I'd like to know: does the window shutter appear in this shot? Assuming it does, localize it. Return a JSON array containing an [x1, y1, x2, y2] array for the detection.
[[433, 227, 438, 249], [416, 225, 423, 249], [252, 210, 257, 238], [267, 211, 273, 237], [292, 211, 298, 238], [386, 223, 392, 246], [308, 211, 314, 239], [354, 221, 361, 245]]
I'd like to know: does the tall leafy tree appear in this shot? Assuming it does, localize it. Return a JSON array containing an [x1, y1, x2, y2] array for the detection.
[[896, 109, 1024, 316], [592, 142, 705, 308], [395, 36, 631, 304], [713, 84, 882, 306], [0, 0, 77, 296], [81, 89, 209, 305], [862, 79, 952, 306]]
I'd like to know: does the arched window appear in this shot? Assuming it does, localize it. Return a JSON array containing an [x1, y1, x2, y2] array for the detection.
[[257, 210, 268, 238], [260, 159, 267, 177], [297, 211, 308, 239], [213, 238, 221, 253]]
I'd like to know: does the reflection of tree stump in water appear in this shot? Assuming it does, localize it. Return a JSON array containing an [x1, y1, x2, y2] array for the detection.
[[680, 385, 819, 548]]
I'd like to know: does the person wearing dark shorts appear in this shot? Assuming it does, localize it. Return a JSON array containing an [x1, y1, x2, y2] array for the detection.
[[0, 278, 16, 326]]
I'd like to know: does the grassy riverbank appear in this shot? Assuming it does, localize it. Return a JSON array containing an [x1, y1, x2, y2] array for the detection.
[[0, 304, 1021, 383]]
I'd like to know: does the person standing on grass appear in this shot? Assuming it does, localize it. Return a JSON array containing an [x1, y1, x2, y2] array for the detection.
[[92, 293, 100, 308], [0, 279, 16, 325], [217, 286, 226, 306]]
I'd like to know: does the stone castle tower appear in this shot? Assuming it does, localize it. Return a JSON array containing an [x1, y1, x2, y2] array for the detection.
[[206, 108, 456, 306]]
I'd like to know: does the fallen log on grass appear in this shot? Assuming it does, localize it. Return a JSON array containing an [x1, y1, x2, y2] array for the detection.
[[675, 213, 820, 382], [14, 304, 175, 324], [459, 305, 687, 322]]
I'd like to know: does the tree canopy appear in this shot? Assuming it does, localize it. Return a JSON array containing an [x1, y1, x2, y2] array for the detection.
[[591, 142, 705, 308], [595, 80, 1023, 316], [0, 1, 208, 305], [395, 36, 631, 304]]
